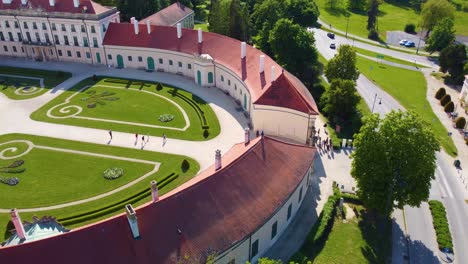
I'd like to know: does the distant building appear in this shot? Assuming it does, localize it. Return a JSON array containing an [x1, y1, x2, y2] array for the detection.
[[140, 2, 194, 29]]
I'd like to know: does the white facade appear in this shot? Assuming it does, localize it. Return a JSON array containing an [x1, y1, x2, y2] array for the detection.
[[0, 5, 119, 63], [215, 165, 315, 264]]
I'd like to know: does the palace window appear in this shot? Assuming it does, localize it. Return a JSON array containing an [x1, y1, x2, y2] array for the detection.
[[33, 22, 37, 30], [251, 240, 259, 257], [86, 52, 91, 59], [81, 25, 86, 33], [178, 61, 182, 67], [271, 221, 278, 239], [76, 51, 81, 58], [13, 46, 17, 52], [138, 56, 142, 62], [128, 56, 132, 61], [91, 25, 96, 33], [287, 204, 292, 220], [3, 45, 8, 52], [23, 22, 28, 29], [17, 32, 22, 42], [159, 58, 163, 64], [169, 60, 173, 66], [61, 24, 66, 32], [42, 23, 47, 30], [52, 23, 56, 31], [5, 21, 10, 28], [71, 25, 76, 32], [67, 50, 72, 57], [58, 50, 63, 56], [298, 187, 303, 203]]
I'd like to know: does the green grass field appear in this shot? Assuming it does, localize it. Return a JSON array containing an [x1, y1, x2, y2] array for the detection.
[[0, 133, 200, 240], [352, 46, 428, 68], [31, 77, 221, 141], [356, 56, 458, 156], [317, 0, 468, 41], [0, 66, 71, 100]]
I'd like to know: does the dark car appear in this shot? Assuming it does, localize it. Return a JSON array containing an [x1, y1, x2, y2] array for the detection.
[[404, 41, 415, 47], [327, 32, 335, 39], [330, 42, 336, 49]]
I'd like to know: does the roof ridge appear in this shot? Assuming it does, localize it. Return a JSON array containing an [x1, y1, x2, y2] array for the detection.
[[281, 72, 318, 114]]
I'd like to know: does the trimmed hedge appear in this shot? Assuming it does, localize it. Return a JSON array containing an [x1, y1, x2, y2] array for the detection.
[[454, 117, 466, 129], [307, 187, 341, 244], [444, 101, 455, 112], [440, 94, 451, 106], [404, 23, 416, 34], [435, 88, 446, 99], [428, 200, 453, 252]]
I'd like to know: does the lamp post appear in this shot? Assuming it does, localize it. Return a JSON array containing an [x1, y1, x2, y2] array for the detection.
[[345, 15, 350, 39], [371, 93, 382, 113]]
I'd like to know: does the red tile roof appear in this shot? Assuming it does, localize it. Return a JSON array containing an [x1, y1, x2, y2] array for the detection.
[[0, 0, 112, 15], [255, 71, 319, 114], [0, 137, 316, 264], [102, 23, 319, 115], [140, 2, 193, 26]]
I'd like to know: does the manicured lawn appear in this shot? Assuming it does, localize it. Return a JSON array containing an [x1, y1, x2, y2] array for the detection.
[[0, 133, 199, 240], [356, 56, 458, 156], [316, 0, 468, 41], [292, 202, 391, 264], [0, 66, 71, 100], [352, 46, 428, 68], [31, 77, 221, 141]]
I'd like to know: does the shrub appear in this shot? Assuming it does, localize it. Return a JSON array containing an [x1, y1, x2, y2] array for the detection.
[[92, 74, 97, 81], [203, 129, 209, 138], [428, 200, 453, 251], [454, 117, 466, 129], [404, 23, 416, 34], [181, 159, 190, 172], [103, 167, 124, 180], [308, 193, 340, 244], [440, 94, 451, 106], [444, 101, 454, 112], [463, 4, 468, 12], [435, 87, 446, 99], [158, 114, 174, 122], [156, 83, 163, 91], [57, 71, 65, 78]]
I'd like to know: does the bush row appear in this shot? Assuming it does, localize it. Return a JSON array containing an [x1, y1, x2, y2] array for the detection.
[[168, 89, 209, 129], [307, 187, 341, 244], [58, 173, 179, 226], [435, 88, 455, 112], [428, 200, 453, 252]]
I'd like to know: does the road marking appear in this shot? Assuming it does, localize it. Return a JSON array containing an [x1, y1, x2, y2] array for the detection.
[[437, 166, 454, 198]]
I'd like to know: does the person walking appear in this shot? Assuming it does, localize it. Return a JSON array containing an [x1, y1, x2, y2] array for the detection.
[[135, 133, 138, 141], [329, 139, 333, 150], [108, 130, 113, 140]]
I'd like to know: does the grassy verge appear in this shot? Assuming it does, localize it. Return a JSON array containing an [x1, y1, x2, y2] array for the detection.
[[0, 133, 200, 240], [352, 46, 428, 68], [290, 189, 391, 264], [0, 66, 71, 100], [428, 200, 453, 252], [195, 22, 209, 32], [356, 56, 458, 156], [31, 76, 221, 141], [316, 0, 468, 40]]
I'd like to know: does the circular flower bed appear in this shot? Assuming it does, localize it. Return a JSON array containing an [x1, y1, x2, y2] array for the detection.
[[103, 167, 124, 180], [159, 114, 174, 122]]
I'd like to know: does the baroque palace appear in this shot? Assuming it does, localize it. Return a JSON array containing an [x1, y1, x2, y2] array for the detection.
[[0, 1, 320, 263]]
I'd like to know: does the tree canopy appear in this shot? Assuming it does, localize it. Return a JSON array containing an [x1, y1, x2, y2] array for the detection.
[[325, 45, 360, 81], [209, 0, 249, 40], [420, 0, 455, 35], [321, 79, 360, 121], [425, 18, 456, 53], [268, 19, 319, 81], [351, 111, 439, 217], [439, 43, 467, 85]]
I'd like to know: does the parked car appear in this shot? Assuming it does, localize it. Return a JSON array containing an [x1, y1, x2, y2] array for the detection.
[[327, 32, 335, 39], [404, 41, 415, 47], [399, 39, 408, 46], [330, 42, 336, 49]]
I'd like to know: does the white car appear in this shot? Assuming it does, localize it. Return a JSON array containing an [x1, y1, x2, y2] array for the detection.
[[399, 39, 408, 46]]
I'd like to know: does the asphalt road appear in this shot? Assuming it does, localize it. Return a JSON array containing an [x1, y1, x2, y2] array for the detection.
[[312, 28, 468, 264]]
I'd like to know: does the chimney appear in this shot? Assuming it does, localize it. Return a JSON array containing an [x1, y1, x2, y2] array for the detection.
[[146, 20, 151, 34], [177, 23, 182, 39], [150, 180, 159, 202], [270, 66, 276, 83], [49, 0, 55, 6], [245, 127, 250, 144], [73, 0, 79, 8], [259, 55, 265, 73], [133, 19, 139, 35], [198, 28, 203, 43], [130, 17, 135, 24], [125, 204, 140, 239], [215, 149, 222, 170], [21, 0, 27, 5], [241, 42, 246, 59], [10, 209, 26, 240]]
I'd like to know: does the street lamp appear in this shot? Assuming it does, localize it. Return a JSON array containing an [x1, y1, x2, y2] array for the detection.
[[345, 14, 350, 39], [371, 93, 382, 113]]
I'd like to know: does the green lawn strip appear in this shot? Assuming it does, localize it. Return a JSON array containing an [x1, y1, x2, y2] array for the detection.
[[428, 200, 454, 252], [0, 133, 199, 240], [195, 22, 209, 32], [316, 0, 468, 41], [0, 66, 71, 100], [290, 189, 391, 263], [356, 56, 457, 156], [352, 46, 429, 68], [30, 76, 221, 141]]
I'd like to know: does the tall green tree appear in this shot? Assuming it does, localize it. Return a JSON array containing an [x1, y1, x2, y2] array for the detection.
[[208, 0, 230, 35], [286, 0, 320, 27], [439, 43, 467, 85], [351, 111, 439, 217], [367, 0, 381, 39], [425, 18, 456, 53], [320, 79, 360, 121], [268, 19, 319, 82], [325, 45, 360, 81], [348, 0, 366, 12], [228, 0, 249, 41], [420, 0, 455, 37]]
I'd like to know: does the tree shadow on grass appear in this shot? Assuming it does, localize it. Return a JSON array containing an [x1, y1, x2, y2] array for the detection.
[[324, 6, 350, 17], [3, 220, 13, 241], [358, 210, 392, 264]]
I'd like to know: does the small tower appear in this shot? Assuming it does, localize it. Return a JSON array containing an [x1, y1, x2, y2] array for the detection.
[[125, 204, 140, 239], [10, 209, 26, 240], [215, 149, 222, 170], [245, 127, 250, 144], [151, 180, 159, 203]]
